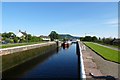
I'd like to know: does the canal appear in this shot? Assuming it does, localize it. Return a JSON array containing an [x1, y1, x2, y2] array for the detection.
[[3, 43, 81, 80]]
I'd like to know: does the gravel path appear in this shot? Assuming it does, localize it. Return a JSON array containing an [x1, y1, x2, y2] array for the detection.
[[85, 46, 119, 79]]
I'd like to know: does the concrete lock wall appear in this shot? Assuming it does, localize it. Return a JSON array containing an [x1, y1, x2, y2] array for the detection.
[[1, 42, 58, 56], [2, 42, 60, 71]]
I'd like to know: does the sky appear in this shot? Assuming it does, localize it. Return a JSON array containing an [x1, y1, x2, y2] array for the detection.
[[1, 0, 120, 2], [2, 2, 118, 38]]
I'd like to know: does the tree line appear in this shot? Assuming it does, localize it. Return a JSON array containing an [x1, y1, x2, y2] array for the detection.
[[1, 31, 60, 44], [1, 31, 119, 47], [1, 32, 42, 43], [80, 36, 119, 46]]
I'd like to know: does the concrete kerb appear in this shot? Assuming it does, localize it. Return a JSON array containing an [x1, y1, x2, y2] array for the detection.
[[78, 41, 86, 79], [0, 42, 56, 56]]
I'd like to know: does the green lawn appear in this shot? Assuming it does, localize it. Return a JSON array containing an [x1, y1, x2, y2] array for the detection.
[[84, 42, 120, 63], [1, 42, 44, 48], [97, 42, 119, 49]]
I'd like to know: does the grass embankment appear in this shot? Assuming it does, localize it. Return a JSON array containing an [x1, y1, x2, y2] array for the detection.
[[84, 42, 120, 63], [2, 44, 57, 71], [1, 42, 44, 48]]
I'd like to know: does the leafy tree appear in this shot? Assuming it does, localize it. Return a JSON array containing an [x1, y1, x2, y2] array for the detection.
[[104, 38, 112, 44], [84, 36, 92, 41], [27, 34, 32, 41], [49, 31, 59, 41], [30, 36, 39, 42], [80, 36, 97, 42], [19, 39, 26, 43], [5, 38, 11, 43], [102, 37, 105, 43], [97, 37, 102, 43], [98, 37, 101, 40], [2, 37, 6, 41], [92, 36, 98, 42], [2, 32, 8, 38], [80, 37, 84, 41], [13, 37, 19, 43], [10, 39, 14, 43], [2, 32, 15, 38], [39, 37, 43, 41]]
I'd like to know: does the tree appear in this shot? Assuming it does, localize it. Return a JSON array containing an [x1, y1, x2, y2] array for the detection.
[[104, 38, 112, 44], [92, 36, 97, 42], [5, 38, 11, 43], [13, 37, 19, 43], [97, 37, 102, 43], [10, 39, 14, 43], [49, 31, 59, 41], [2, 32, 15, 38], [30, 36, 40, 42], [80, 37, 84, 41], [84, 36, 92, 41], [98, 37, 101, 40], [102, 37, 105, 43], [27, 34, 32, 41], [19, 39, 26, 43]]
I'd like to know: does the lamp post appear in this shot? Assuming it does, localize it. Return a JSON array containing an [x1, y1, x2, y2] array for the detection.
[[27, 33, 28, 43], [25, 31, 28, 44], [27, 32, 28, 44]]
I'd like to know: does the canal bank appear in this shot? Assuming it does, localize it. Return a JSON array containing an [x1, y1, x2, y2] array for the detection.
[[83, 42, 119, 79], [77, 41, 101, 79], [1, 42, 58, 56], [2, 42, 59, 72]]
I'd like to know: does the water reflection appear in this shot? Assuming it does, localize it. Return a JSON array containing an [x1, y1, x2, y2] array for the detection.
[[56, 47, 60, 53], [76, 42, 82, 80], [2, 48, 59, 80], [62, 44, 70, 49], [76, 45, 80, 80], [3, 44, 81, 80]]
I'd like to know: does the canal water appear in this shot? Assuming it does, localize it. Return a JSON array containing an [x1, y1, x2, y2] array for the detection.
[[3, 43, 81, 80]]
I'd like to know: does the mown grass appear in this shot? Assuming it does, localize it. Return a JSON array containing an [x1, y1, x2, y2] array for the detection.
[[2, 44, 57, 71], [84, 42, 120, 63], [1, 42, 44, 48], [98, 43, 119, 49]]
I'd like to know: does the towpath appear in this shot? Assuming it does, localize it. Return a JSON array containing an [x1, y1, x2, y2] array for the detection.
[[80, 42, 119, 79]]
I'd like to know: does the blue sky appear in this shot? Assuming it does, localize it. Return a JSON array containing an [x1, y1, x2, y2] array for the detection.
[[2, 2, 118, 38]]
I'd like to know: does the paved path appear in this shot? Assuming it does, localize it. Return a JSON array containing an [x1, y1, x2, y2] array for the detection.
[[80, 42, 103, 79], [93, 43, 119, 51], [80, 42, 119, 79]]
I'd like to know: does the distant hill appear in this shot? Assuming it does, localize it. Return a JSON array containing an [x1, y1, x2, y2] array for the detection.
[[59, 34, 80, 39]]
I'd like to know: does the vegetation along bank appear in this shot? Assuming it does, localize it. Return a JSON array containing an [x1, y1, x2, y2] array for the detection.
[[84, 42, 119, 63]]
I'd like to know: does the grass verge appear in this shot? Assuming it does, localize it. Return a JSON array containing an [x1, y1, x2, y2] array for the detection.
[[1, 42, 44, 48], [84, 42, 120, 63]]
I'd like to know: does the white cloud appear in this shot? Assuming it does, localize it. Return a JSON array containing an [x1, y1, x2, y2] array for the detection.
[[105, 19, 118, 27]]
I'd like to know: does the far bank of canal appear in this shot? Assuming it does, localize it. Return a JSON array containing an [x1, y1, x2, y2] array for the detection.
[[3, 43, 81, 79], [2, 42, 58, 72]]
